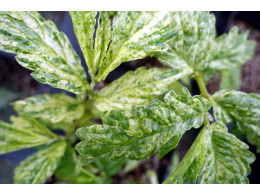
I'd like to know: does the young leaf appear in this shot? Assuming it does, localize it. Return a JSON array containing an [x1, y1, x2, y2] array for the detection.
[[219, 67, 241, 90], [0, 11, 88, 94], [70, 11, 111, 79], [210, 27, 255, 70], [199, 122, 255, 184], [94, 66, 193, 112], [153, 11, 216, 71], [163, 123, 209, 184], [164, 122, 255, 184], [14, 141, 66, 184], [209, 27, 255, 89], [213, 90, 260, 152], [97, 11, 178, 81], [0, 115, 57, 155], [13, 93, 85, 124], [76, 88, 211, 165]]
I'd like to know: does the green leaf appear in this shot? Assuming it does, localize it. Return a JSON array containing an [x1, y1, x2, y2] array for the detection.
[[97, 11, 177, 81], [76, 88, 211, 165], [94, 66, 193, 112], [70, 11, 111, 79], [55, 144, 100, 184], [13, 93, 85, 130], [219, 67, 241, 90], [209, 27, 255, 89], [163, 123, 209, 184], [199, 122, 255, 184], [213, 89, 260, 152], [14, 141, 66, 184], [95, 156, 127, 177], [209, 27, 255, 70], [0, 11, 88, 94], [0, 115, 57, 155], [153, 11, 216, 71], [164, 122, 255, 184]]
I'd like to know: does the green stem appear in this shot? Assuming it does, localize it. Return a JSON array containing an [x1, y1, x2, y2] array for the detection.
[[203, 112, 210, 126], [195, 73, 210, 99], [195, 73, 210, 126]]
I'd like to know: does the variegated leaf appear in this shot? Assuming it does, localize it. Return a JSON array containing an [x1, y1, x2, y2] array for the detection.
[[153, 11, 216, 71], [14, 141, 66, 184], [209, 27, 255, 89], [0, 11, 88, 94], [0, 115, 57, 155], [199, 122, 255, 184], [213, 90, 260, 152], [94, 66, 193, 112], [163, 123, 209, 184], [209, 27, 255, 70], [70, 11, 111, 79], [97, 11, 177, 81], [76, 88, 211, 165], [164, 122, 255, 184], [13, 93, 85, 125]]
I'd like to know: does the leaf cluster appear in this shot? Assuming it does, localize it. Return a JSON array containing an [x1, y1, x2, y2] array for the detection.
[[0, 11, 258, 184]]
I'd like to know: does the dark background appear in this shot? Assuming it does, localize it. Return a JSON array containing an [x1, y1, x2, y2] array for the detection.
[[0, 11, 259, 184]]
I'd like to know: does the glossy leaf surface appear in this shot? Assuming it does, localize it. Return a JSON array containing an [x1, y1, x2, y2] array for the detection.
[[76, 88, 210, 165], [164, 122, 255, 184], [0, 11, 88, 93], [163, 124, 209, 184]]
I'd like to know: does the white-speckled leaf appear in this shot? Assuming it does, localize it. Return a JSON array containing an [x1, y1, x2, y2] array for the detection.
[[97, 11, 177, 81], [13, 93, 85, 125], [163, 124, 210, 184], [213, 90, 260, 152], [0, 11, 88, 94], [0, 115, 57, 155], [76, 88, 211, 165], [14, 141, 66, 184], [70, 11, 111, 80], [164, 122, 255, 184], [153, 11, 216, 71], [199, 122, 255, 184], [209, 27, 255, 89], [94, 66, 193, 112]]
